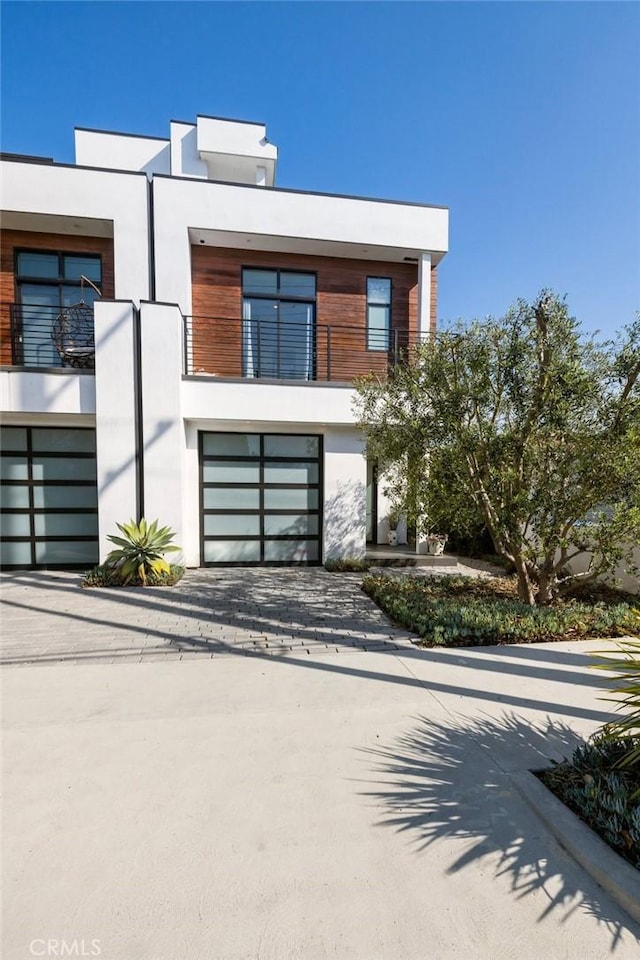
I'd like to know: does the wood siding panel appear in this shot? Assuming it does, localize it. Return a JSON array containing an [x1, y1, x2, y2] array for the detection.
[[191, 246, 418, 381], [0, 230, 114, 365]]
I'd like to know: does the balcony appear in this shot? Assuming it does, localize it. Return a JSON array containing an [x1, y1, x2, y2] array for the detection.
[[4, 303, 95, 370], [183, 316, 421, 382]]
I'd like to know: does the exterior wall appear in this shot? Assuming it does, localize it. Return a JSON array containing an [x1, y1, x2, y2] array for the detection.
[[0, 370, 95, 416], [566, 547, 640, 596], [183, 379, 356, 427], [93, 301, 139, 560], [1, 229, 115, 365], [190, 246, 418, 381], [0, 160, 150, 304], [75, 129, 171, 176], [152, 175, 448, 313], [323, 430, 367, 559], [139, 303, 186, 559]]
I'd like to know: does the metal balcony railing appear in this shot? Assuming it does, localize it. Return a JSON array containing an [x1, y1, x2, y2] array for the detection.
[[6, 303, 95, 369], [183, 316, 423, 382]]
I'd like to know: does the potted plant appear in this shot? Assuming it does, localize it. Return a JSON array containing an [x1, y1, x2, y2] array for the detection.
[[426, 532, 448, 556], [387, 509, 400, 546]]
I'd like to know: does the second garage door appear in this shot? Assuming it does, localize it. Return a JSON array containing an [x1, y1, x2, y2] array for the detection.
[[200, 432, 322, 565]]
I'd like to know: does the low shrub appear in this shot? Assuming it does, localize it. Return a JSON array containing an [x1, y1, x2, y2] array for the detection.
[[361, 574, 638, 646], [325, 557, 372, 573], [82, 563, 185, 588], [540, 734, 640, 869]]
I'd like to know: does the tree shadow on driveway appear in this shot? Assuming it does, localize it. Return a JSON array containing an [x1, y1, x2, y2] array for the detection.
[[357, 711, 640, 952]]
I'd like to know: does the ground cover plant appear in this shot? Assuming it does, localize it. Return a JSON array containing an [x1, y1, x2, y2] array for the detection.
[[540, 734, 640, 870], [324, 557, 372, 572], [361, 573, 639, 646], [82, 563, 185, 588]]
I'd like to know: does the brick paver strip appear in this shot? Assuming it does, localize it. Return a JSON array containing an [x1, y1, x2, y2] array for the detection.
[[0, 568, 420, 666]]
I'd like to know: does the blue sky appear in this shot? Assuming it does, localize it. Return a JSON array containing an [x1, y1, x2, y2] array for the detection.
[[1, 1, 638, 336]]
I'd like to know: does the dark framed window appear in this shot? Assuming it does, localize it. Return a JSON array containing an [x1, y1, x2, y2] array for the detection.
[[16, 249, 102, 294], [241, 268, 317, 380], [367, 277, 391, 351], [14, 250, 102, 367]]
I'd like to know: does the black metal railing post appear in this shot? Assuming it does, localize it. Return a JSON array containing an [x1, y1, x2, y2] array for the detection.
[[256, 320, 262, 378], [183, 315, 189, 375], [326, 326, 332, 381]]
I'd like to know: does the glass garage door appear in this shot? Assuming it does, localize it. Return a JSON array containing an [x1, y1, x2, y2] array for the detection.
[[0, 426, 99, 569], [200, 432, 322, 565]]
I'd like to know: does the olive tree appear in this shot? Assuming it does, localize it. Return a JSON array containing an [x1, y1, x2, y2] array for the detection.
[[354, 292, 640, 605]]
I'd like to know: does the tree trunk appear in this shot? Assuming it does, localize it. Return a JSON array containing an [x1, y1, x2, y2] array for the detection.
[[537, 563, 557, 606], [513, 556, 536, 605]]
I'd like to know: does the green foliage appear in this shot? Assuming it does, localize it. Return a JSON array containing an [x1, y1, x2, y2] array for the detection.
[[362, 574, 639, 646], [540, 733, 640, 869], [355, 293, 640, 605], [594, 617, 640, 771], [82, 563, 185, 588], [103, 518, 181, 586], [324, 557, 372, 572]]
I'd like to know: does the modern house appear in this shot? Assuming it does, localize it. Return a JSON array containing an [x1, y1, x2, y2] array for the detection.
[[0, 115, 448, 569]]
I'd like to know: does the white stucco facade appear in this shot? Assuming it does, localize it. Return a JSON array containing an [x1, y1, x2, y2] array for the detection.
[[1, 114, 449, 568]]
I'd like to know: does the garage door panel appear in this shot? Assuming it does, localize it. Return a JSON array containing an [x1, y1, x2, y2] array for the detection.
[[263, 488, 319, 510], [1, 458, 29, 480], [30, 457, 96, 482], [203, 540, 262, 563], [203, 515, 261, 537], [263, 435, 319, 458], [202, 461, 261, 484], [0, 485, 30, 508], [263, 514, 319, 536], [0, 541, 32, 565], [202, 433, 261, 457], [32, 485, 98, 509], [263, 462, 319, 484], [263, 540, 319, 562], [31, 428, 96, 453], [0, 427, 27, 450], [203, 488, 260, 510], [33, 513, 98, 537], [35, 540, 99, 565]]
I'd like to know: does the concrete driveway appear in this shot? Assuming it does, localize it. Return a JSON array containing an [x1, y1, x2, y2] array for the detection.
[[2, 570, 639, 959]]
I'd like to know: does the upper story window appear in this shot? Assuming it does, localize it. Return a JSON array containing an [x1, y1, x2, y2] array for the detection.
[[14, 251, 102, 368], [367, 277, 391, 351], [17, 251, 102, 295], [242, 269, 316, 300], [241, 269, 316, 380]]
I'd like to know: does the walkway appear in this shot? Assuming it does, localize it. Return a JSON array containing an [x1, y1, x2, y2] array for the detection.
[[0, 568, 417, 665]]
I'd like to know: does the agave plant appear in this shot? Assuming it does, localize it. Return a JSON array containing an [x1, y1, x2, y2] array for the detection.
[[594, 612, 640, 772], [105, 518, 181, 585]]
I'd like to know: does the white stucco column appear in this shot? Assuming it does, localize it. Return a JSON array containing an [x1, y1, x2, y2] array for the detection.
[[139, 302, 186, 557], [323, 429, 367, 560], [94, 300, 138, 561], [417, 252, 432, 338]]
